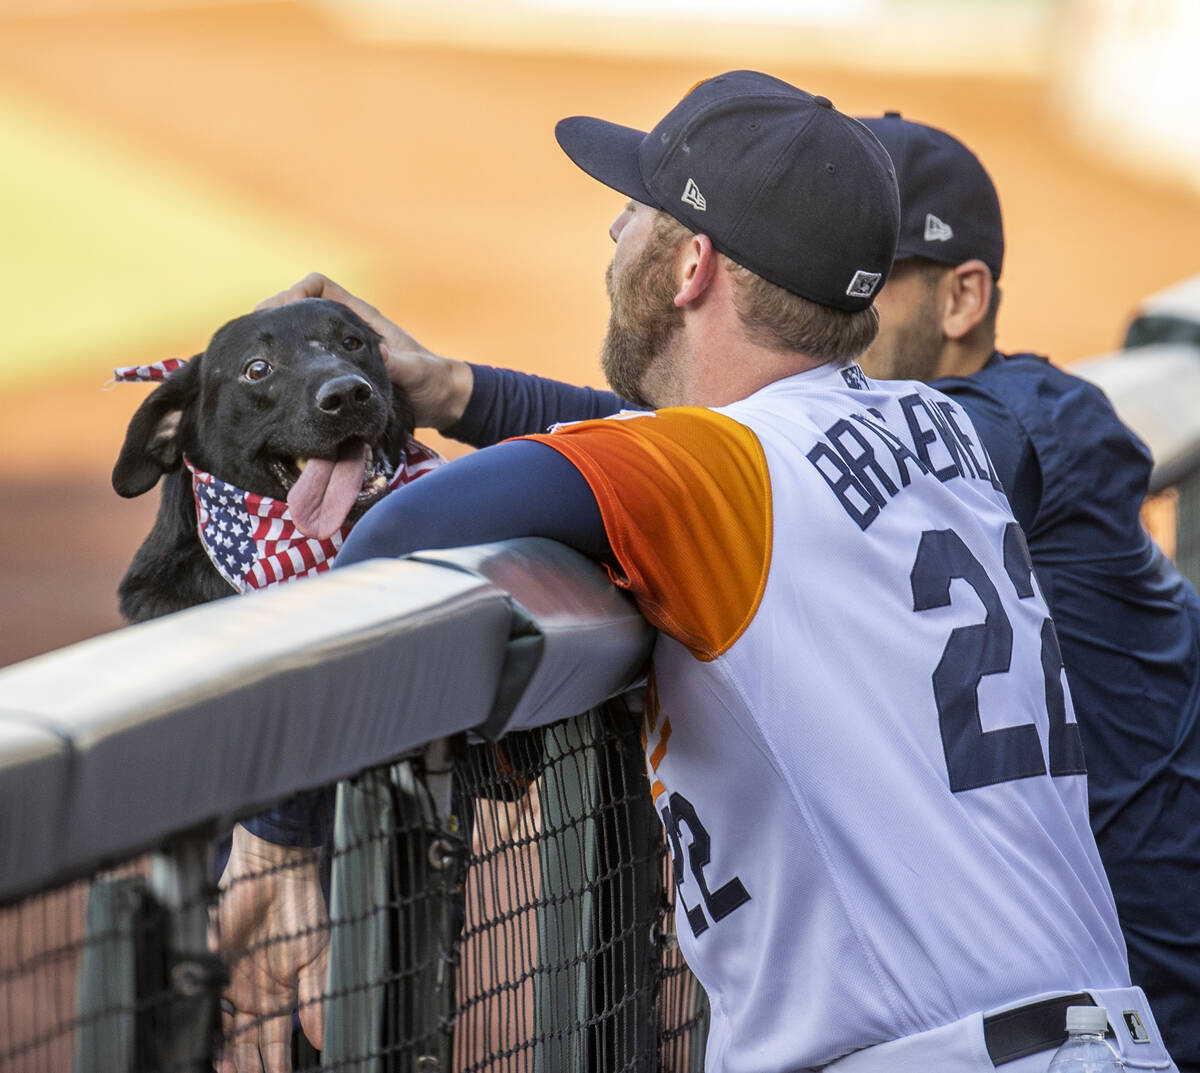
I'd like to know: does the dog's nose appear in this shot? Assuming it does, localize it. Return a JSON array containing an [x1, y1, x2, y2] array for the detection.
[[316, 374, 374, 415]]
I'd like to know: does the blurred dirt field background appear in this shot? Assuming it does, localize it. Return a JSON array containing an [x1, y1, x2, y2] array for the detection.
[[2, 0, 1200, 667]]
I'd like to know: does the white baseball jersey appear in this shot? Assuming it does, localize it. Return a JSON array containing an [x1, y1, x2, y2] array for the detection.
[[529, 361, 1129, 1072]]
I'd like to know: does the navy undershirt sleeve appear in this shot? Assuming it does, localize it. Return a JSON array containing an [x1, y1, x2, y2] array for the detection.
[[336, 438, 613, 566], [444, 365, 632, 447]]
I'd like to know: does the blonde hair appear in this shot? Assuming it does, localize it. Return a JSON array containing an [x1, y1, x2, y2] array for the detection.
[[654, 212, 879, 363]]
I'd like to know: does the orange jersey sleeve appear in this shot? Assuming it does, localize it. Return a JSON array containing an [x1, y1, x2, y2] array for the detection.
[[523, 407, 772, 661]]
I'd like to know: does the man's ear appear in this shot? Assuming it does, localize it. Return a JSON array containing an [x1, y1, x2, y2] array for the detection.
[[674, 233, 718, 307], [112, 357, 201, 497], [941, 259, 993, 341]]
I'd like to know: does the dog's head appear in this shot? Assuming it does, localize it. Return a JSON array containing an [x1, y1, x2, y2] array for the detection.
[[112, 298, 415, 538]]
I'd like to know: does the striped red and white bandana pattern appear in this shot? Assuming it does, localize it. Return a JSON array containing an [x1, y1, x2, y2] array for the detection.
[[186, 439, 445, 593], [112, 358, 189, 382]]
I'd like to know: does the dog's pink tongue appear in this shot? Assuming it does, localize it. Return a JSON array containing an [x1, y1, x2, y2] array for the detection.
[[287, 443, 368, 539]]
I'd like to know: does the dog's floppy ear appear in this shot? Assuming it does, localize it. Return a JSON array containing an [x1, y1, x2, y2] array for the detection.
[[112, 357, 201, 498]]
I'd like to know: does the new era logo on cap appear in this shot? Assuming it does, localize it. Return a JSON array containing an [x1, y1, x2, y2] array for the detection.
[[681, 177, 707, 211], [846, 269, 882, 299], [924, 213, 953, 242]]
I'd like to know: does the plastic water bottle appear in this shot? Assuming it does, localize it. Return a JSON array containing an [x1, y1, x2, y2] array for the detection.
[[1046, 1006, 1125, 1071]]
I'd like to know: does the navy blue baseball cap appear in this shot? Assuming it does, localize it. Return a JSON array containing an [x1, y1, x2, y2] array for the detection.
[[555, 70, 900, 313], [858, 113, 1004, 280]]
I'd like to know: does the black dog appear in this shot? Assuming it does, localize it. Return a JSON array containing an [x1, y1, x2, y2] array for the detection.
[[112, 299, 416, 623]]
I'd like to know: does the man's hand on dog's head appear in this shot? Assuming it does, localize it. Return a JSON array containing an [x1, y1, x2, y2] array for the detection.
[[257, 273, 473, 433]]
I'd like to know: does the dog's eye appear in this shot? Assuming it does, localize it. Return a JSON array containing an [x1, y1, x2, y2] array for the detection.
[[242, 359, 273, 382], [342, 335, 364, 352]]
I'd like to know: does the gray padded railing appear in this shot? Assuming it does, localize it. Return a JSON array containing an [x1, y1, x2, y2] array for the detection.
[[1075, 271, 1200, 587], [0, 539, 706, 1073], [0, 538, 652, 905]]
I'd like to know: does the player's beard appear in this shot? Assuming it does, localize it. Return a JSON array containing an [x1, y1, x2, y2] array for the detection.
[[601, 228, 684, 408], [858, 276, 944, 383]]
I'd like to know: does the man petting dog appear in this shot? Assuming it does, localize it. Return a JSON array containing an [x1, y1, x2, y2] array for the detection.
[[227, 72, 1176, 1072], [271, 116, 1200, 1069]]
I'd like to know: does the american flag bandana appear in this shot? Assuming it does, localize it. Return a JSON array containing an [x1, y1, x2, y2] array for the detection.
[[112, 357, 189, 382], [185, 440, 445, 593]]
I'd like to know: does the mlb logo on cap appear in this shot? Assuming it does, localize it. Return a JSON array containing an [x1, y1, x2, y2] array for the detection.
[[846, 270, 882, 299], [1123, 1009, 1151, 1044]]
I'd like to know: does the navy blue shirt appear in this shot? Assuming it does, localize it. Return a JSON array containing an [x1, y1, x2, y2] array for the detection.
[[938, 353, 1200, 1066]]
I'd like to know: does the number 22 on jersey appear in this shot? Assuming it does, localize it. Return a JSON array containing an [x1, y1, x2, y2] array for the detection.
[[644, 685, 750, 936], [912, 521, 1086, 792]]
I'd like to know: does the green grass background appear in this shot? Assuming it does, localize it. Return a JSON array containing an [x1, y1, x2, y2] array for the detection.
[[0, 86, 360, 387]]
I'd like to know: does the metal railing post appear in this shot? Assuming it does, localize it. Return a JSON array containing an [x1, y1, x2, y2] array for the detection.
[[145, 835, 223, 1073], [325, 771, 396, 1073], [73, 875, 146, 1073], [325, 740, 464, 1073], [591, 696, 664, 1072], [533, 711, 602, 1072]]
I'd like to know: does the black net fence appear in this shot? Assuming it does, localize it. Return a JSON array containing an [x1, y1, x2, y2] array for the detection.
[[0, 697, 707, 1072]]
